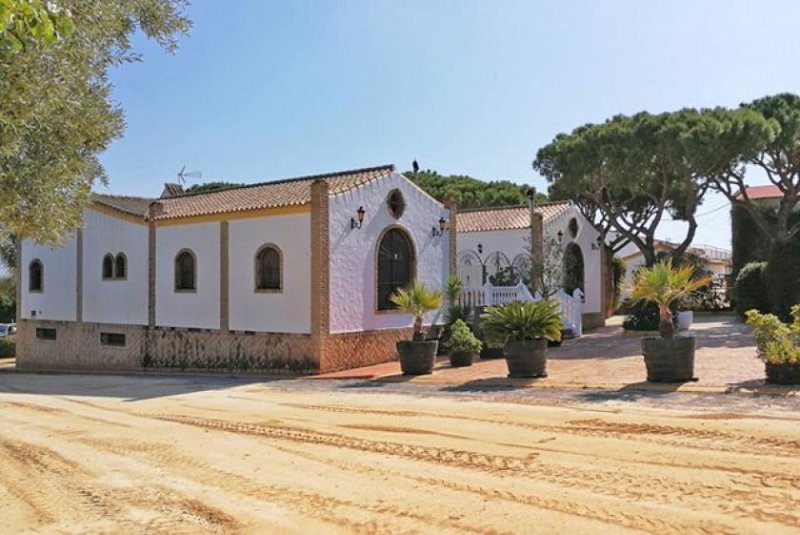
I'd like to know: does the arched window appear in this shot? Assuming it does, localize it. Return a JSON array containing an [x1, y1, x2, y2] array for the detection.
[[115, 253, 127, 279], [562, 242, 585, 295], [255, 245, 282, 291], [29, 260, 43, 292], [377, 228, 415, 310], [102, 254, 114, 279], [174, 250, 196, 291]]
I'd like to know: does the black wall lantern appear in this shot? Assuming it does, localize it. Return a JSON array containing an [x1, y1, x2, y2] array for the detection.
[[592, 234, 604, 250], [432, 217, 447, 237], [557, 230, 564, 243], [477, 243, 483, 254], [350, 206, 365, 229]]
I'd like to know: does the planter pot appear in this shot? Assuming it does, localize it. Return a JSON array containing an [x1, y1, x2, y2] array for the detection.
[[765, 362, 800, 385], [397, 340, 439, 375], [480, 346, 505, 359], [504, 339, 548, 378], [641, 336, 696, 383], [676, 311, 694, 331], [448, 351, 475, 368]]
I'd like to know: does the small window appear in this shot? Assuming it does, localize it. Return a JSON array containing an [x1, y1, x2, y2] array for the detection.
[[115, 253, 127, 279], [29, 260, 43, 292], [100, 332, 126, 347], [568, 218, 579, 239], [386, 189, 406, 219], [174, 250, 196, 291], [255, 245, 282, 291], [36, 328, 56, 340], [102, 254, 114, 279]]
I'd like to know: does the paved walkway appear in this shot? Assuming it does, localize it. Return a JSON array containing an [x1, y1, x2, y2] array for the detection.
[[318, 315, 781, 394]]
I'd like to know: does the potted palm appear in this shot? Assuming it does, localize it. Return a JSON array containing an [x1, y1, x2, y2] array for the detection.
[[444, 319, 482, 367], [629, 260, 712, 382], [390, 280, 443, 375], [480, 300, 562, 378]]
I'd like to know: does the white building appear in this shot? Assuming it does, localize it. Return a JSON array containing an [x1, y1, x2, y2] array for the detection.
[[18, 165, 452, 373], [455, 202, 607, 330]]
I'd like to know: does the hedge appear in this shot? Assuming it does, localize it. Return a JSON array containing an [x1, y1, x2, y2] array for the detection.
[[0, 335, 15, 358], [734, 261, 770, 318]]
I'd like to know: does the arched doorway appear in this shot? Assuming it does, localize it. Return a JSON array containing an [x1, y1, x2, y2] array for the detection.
[[376, 227, 415, 310], [562, 243, 584, 295], [456, 250, 483, 287], [484, 251, 513, 286]]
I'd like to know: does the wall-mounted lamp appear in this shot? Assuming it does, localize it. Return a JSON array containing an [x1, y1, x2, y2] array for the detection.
[[350, 206, 365, 229], [477, 243, 483, 254], [432, 217, 447, 237], [557, 230, 564, 243]]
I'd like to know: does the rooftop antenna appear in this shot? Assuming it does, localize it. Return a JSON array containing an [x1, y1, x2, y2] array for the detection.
[[177, 165, 202, 186]]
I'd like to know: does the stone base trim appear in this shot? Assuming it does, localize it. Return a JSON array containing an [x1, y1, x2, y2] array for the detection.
[[582, 312, 606, 331], [323, 327, 414, 373], [17, 320, 316, 373]]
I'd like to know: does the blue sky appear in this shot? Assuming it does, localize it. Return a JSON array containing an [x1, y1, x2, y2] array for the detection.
[[101, 0, 800, 249]]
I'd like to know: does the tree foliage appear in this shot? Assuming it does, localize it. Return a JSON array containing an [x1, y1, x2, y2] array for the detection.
[[1, 0, 190, 244], [407, 169, 546, 208], [0, 0, 74, 53]]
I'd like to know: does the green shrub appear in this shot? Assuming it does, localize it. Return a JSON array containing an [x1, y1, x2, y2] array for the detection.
[[0, 335, 16, 358], [622, 301, 662, 331], [444, 319, 482, 354], [745, 306, 800, 365], [765, 240, 800, 322], [734, 261, 770, 318]]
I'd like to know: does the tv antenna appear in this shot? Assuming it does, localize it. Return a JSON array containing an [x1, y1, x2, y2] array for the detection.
[[177, 165, 202, 185]]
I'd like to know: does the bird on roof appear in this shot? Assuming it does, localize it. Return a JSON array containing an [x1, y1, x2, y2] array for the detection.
[[412, 159, 419, 175]]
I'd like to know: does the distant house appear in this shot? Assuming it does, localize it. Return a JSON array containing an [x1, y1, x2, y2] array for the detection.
[[455, 202, 606, 330], [617, 240, 732, 301], [18, 165, 452, 373]]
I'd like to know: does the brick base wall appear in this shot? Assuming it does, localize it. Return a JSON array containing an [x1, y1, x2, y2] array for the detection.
[[17, 320, 315, 373], [16, 320, 146, 371], [323, 327, 413, 373]]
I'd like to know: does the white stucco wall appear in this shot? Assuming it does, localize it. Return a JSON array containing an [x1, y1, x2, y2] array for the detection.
[[328, 173, 449, 334], [82, 209, 149, 325], [228, 213, 311, 333], [20, 235, 78, 321], [456, 205, 603, 315], [155, 222, 220, 329]]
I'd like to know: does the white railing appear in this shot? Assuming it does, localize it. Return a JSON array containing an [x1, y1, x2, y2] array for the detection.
[[459, 284, 584, 337]]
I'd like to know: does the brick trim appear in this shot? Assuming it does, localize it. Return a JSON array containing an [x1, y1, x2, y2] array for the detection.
[[147, 216, 157, 328], [445, 199, 457, 278], [530, 203, 544, 294], [310, 180, 330, 368], [15, 238, 21, 323]]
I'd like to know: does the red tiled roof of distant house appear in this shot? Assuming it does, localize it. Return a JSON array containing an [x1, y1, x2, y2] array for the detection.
[[735, 185, 782, 200]]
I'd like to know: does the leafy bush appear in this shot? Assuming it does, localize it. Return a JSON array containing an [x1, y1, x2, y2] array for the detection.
[[622, 301, 664, 331], [444, 320, 482, 354], [0, 336, 15, 358], [734, 261, 770, 318], [480, 300, 562, 344], [765, 239, 800, 321], [745, 306, 800, 365]]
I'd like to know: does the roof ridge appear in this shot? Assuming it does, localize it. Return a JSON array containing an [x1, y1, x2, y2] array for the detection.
[[458, 200, 571, 213], [159, 164, 396, 201], [93, 192, 155, 202]]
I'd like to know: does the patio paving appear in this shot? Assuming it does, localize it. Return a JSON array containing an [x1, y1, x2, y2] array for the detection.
[[318, 314, 773, 393]]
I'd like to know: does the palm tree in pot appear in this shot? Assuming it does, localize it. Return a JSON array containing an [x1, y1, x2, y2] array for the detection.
[[630, 260, 712, 382], [390, 280, 443, 375], [480, 300, 562, 378]]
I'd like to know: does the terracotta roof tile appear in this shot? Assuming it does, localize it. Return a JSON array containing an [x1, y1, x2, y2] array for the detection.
[[92, 193, 153, 218], [457, 201, 572, 233], [736, 185, 782, 200], [152, 164, 395, 221]]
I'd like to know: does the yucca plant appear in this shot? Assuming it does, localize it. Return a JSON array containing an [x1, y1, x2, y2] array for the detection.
[[480, 300, 563, 344], [629, 260, 712, 339], [390, 280, 443, 341], [444, 275, 471, 326]]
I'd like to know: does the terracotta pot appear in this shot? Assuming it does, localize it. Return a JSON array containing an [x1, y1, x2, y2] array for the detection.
[[504, 339, 548, 378], [765, 362, 800, 385], [641, 336, 696, 383], [448, 351, 475, 367], [397, 340, 438, 375]]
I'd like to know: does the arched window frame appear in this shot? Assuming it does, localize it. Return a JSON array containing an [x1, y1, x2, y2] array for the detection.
[[102, 254, 114, 280], [375, 225, 416, 311], [114, 253, 127, 280], [254, 244, 283, 292], [174, 249, 197, 292], [29, 259, 43, 293]]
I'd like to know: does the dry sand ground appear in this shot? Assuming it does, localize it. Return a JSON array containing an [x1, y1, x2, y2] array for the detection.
[[1, 375, 799, 534]]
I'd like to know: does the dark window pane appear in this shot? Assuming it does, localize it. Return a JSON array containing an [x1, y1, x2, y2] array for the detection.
[[100, 332, 126, 346], [115, 254, 126, 279], [256, 247, 281, 290], [29, 260, 43, 291], [36, 328, 56, 340], [102, 255, 114, 279], [175, 251, 196, 290], [377, 229, 414, 309]]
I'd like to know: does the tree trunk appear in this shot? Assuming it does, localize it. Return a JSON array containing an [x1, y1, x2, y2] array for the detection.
[[413, 316, 425, 341], [658, 305, 675, 339]]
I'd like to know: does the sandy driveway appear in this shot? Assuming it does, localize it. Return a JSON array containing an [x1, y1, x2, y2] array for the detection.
[[1, 374, 799, 534]]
